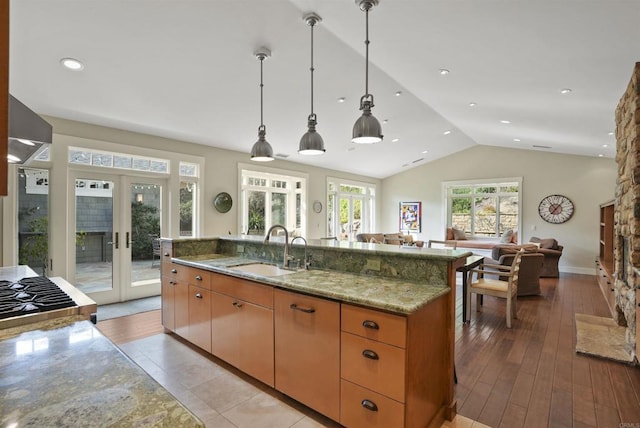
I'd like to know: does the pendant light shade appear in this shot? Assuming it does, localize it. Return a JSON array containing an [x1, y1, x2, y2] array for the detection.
[[352, 0, 383, 144], [299, 13, 325, 155], [251, 49, 274, 162]]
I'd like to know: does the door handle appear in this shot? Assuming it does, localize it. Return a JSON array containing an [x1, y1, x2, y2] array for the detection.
[[111, 232, 119, 249], [126, 232, 134, 248]]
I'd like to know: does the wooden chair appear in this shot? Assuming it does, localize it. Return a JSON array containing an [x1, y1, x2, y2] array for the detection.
[[151, 237, 161, 268], [427, 240, 457, 249], [466, 248, 524, 328]]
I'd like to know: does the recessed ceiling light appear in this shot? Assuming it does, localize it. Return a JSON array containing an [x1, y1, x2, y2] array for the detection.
[[560, 88, 572, 94], [443, 130, 451, 135], [602, 144, 608, 148], [500, 120, 511, 124], [608, 131, 614, 136], [469, 102, 477, 107], [439, 69, 450, 75], [598, 154, 604, 157], [337, 97, 346, 103], [395, 91, 402, 97], [392, 138, 399, 142], [60, 57, 84, 71], [513, 138, 521, 142], [421, 150, 428, 154]]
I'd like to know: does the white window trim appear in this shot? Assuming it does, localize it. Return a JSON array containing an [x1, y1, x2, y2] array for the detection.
[[441, 176, 522, 239], [237, 163, 309, 236], [326, 176, 377, 240]]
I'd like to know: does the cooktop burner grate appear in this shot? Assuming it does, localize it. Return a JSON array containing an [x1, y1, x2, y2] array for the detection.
[[0, 276, 76, 320]]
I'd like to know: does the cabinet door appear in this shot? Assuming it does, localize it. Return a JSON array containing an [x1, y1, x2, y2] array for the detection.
[[212, 291, 274, 386], [188, 285, 211, 353], [274, 288, 340, 421], [174, 280, 189, 339], [161, 275, 175, 331]]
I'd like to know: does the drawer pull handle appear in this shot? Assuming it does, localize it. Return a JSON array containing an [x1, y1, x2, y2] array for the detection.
[[195, 275, 203, 281], [362, 320, 379, 330], [290, 303, 315, 314], [195, 293, 203, 299], [169, 281, 176, 285], [361, 399, 378, 412], [232, 301, 243, 308], [164, 252, 170, 257], [171, 268, 177, 274], [362, 349, 379, 360]]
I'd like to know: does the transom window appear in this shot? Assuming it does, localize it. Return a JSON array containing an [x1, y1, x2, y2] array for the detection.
[[444, 178, 521, 237]]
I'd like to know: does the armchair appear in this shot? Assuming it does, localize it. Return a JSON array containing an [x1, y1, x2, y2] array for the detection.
[[529, 237, 563, 277], [484, 247, 544, 296]]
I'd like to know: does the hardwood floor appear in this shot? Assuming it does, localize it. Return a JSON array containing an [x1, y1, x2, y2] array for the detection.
[[456, 273, 640, 427], [97, 273, 640, 427], [96, 309, 163, 345]]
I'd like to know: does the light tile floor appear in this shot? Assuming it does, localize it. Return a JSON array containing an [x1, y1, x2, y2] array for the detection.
[[119, 332, 492, 428]]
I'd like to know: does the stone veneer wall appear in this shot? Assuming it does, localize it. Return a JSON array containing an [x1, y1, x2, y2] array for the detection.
[[614, 62, 640, 359]]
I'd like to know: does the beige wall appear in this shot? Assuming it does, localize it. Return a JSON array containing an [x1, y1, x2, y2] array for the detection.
[[380, 145, 617, 274]]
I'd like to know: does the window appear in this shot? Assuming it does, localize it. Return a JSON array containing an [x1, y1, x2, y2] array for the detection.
[[444, 178, 520, 237], [69, 147, 170, 174], [240, 167, 307, 236], [17, 168, 50, 275], [179, 162, 198, 237], [327, 177, 376, 241]]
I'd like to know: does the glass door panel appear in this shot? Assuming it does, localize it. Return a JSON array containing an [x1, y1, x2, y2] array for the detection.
[[74, 177, 116, 299], [338, 196, 363, 242], [126, 180, 163, 300]]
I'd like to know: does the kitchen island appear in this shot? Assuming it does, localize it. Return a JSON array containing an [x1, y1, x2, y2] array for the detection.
[[0, 315, 204, 427], [162, 235, 469, 428]]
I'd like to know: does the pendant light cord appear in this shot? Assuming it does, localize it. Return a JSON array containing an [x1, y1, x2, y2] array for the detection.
[[310, 21, 315, 117], [364, 7, 370, 97], [260, 56, 264, 128]]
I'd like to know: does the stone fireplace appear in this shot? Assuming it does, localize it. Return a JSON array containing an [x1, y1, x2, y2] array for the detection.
[[614, 61, 640, 361]]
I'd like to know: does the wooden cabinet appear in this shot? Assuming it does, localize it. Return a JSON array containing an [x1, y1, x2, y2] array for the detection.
[[161, 275, 175, 331], [597, 200, 616, 318], [188, 283, 211, 353], [274, 288, 341, 421], [340, 298, 451, 428], [211, 273, 274, 386]]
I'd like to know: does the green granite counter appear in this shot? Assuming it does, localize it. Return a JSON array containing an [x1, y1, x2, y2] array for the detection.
[[173, 255, 450, 314], [0, 316, 203, 427]]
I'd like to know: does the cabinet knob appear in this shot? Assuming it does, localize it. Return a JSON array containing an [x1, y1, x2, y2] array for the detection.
[[362, 320, 379, 330], [290, 303, 315, 314], [362, 349, 379, 360], [232, 301, 243, 308], [171, 268, 177, 274], [361, 399, 378, 412], [195, 275, 203, 281], [195, 293, 203, 299], [164, 252, 170, 257]]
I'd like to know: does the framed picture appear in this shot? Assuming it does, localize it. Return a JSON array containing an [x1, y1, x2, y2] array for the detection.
[[400, 201, 421, 233]]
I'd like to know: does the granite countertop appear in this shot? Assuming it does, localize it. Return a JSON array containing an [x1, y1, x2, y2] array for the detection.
[[174, 254, 450, 314], [0, 317, 204, 427]]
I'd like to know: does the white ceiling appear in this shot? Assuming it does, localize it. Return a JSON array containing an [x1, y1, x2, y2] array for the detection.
[[9, 0, 639, 178]]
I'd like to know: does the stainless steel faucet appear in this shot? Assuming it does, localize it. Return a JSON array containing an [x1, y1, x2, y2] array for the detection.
[[264, 225, 292, 268], [290, 236, 309, 270]]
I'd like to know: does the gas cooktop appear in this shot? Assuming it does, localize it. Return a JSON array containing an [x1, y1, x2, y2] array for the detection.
[[0, 276, 76, 320]]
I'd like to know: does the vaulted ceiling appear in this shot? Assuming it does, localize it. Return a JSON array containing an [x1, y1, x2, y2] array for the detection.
[[9, 1, 638, 178]]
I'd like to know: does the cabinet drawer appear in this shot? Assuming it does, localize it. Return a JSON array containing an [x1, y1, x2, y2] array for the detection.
[[342, 304, 407, 348], [211, 272, 273, 308], [184, 268, 211, 290], [162, 262, 188, 281], [340, 380, 404, 428], [341, 331, 406, 402]]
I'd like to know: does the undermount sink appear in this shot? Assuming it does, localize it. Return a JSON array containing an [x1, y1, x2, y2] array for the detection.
[[228, 263, 298, 277]]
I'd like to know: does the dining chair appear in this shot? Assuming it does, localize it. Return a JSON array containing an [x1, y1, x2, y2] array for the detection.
[[427, 239, 457, 249], [466, 248, 524, 328]]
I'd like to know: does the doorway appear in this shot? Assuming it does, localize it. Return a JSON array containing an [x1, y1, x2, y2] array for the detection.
[[69, 171, 167, 305]]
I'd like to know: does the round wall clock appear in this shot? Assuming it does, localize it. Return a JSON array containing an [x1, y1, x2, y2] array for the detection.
[[312, 200, 323, 213], [213, 192, 233, 213], [538, 194, 574, 224]]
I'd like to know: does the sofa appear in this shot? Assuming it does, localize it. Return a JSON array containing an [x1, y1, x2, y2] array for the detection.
[[445, 227, 518, 250], [355, 233, 423, 247], [483, 244, 544, 295]]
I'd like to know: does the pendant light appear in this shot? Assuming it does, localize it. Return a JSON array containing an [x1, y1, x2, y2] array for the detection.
[[250, 48, 274, 162], [352, 0, 383, 144], [298, 13, 326, 155]]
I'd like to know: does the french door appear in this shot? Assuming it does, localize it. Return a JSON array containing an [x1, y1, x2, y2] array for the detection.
[[338, 196, 364, 242], [69, 170, 167, 305]]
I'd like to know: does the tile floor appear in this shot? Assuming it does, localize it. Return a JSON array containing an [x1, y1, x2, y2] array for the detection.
[[119, 332, 491, 428]]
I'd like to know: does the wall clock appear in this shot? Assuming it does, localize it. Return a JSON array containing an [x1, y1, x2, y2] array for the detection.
[[312, 200, 323, 213], [213, 192, 233, 213], [538, 194, 574, 224]]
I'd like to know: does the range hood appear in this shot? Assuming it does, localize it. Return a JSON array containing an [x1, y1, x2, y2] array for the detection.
[[8, 95, 52, 164]]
